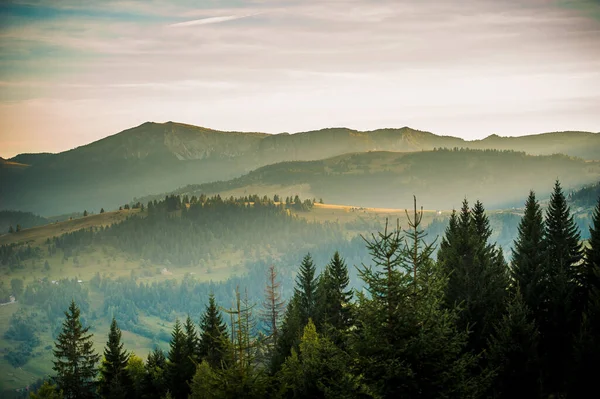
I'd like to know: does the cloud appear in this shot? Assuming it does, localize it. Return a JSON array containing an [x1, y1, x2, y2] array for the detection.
[[168, 13, 262, 27]]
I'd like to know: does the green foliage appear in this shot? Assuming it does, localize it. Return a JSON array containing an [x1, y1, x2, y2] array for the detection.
[[142, 348, 168, 399], [99, 318, 132, 399], [198, 295, 230, 369], [126, 354, 145, 399], [278, 320, 368, 398], [29, 381, 63, 399], [294, 254, 318, 326], [166, 320, 189, 399], [52, 300, 100, 399], [511, 191, 545, 315]]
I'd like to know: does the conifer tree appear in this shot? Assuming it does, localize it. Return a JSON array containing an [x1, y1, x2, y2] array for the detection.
[[295, 253, 318, 325], [261, 265, 286, 346], [52, 300, 100, 399], [99, 318, 132, 399], [511, 190, 545, 315], [182, 315, 199, 385], [100, 208, 105, 214], [272, 294, 302, 372], [198, 294, 229, 369], [30, 381, 63, 399], [166, 320, 188, 399], [539, 180, 583, 395], [143, 348, 168, 399], [355, 201, 482, 398], [487, 289, 541, 399], [8, 225, 14, 233], [581, 196, 600, 310], [317, 251, 353, 341]]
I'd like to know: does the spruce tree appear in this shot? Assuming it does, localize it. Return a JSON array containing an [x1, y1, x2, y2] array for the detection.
[[52, 300, 100, 399], [271, 294, 302, 373], [143, 348, 168, 399], [295, 253, 318, 325], [182, 315, 199, 388], [487, 289, 541, 399], [198, 294, 229, 369], [261, 265, 286, 346], [511, 190, 545, 315], [317, 251, 353, 342], [99, 318, 131, 399], [582, 196, 600, 310], [166, 320, 188, 399], [8, 225, 14, 234], [539, 180, 583, 396]]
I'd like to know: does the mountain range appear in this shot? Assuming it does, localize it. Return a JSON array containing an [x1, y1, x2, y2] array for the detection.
[[1, 121, 599, 215]]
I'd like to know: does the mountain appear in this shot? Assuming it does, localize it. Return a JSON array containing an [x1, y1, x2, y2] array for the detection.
[[150, 149, 600, 210], [1, 121, 599, 215]]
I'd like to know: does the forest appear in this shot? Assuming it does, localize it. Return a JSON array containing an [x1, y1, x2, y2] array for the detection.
[[16, 180, 600, 398]]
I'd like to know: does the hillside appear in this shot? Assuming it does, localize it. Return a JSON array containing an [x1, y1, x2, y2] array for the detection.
[[1, 121, 599, 215], [155, 149, 600, 210]]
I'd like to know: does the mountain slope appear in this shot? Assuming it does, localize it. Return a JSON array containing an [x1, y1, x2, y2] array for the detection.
[[158, 149, 600, 210], [1, 121, 599, 215]]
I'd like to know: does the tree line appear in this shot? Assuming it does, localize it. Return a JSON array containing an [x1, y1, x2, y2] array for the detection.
[[29, 181, 600, 398]]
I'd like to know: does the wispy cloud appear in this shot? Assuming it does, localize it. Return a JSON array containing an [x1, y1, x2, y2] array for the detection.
[[168, 13, 263, 28]]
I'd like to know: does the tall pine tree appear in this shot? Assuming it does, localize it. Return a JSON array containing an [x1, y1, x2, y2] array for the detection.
[[539, 180, 583, 396], [511, 190, 545, 316], [166, 319, 189, 399], [198, 294, 230, 369], [52, 300, 100, 399], [99, 318, 132, 399], [295, 253, 318, 326]]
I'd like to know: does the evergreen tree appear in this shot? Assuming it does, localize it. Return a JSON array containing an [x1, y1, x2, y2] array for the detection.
[[272, 294, 302, 373], [487, 289, 541, 399], [295, 253, 318, 325], [52, 300, 100, 399], [143, 348, 168, 399], [16, 224, 21, 232], [83, 210, 88, 217], [261, 265, 286, 346], [182, 315, 199, 388], [355, 202, 482, 398], [316, 251, 353, 342], [126, 354, 145, 399], [539, 180, 583, 395], [198, 294, 229, 369], [100, 208, 105, 214], [99, 318, 132, 399], [581, 196, 600, 311], [166, 320, 188, 399], [8, 225, 14, 233], [511, 190, 545, 315], [438, 199, 508, 354]]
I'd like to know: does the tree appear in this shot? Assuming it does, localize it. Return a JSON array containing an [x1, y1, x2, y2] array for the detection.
[[100, 208, 105, 214], [316, 251, 353, 342], [354, 200, 482, 398], [126, 354, 145, 399], [83, 210, 88, 217], [52, 300, 100, 399], [539, 180, 583, 395], [99, 318, 131, 399], [295, 253, 318, 325], [8, 225, 14, 233], [198, 294, 230, 369], [261, 265, 285, 346], [143, 348, 168, 399], [278, 320, 367, 398], [29, 381, 63, 399], [182, 315, 199, 388], [581, 196, 600, 312], [16, 224, 21, 232], [487, 289, 541, 399], [166, 320, 188, 399], [511, 190, 545, 315]]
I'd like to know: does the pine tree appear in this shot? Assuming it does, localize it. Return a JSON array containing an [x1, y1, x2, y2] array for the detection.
[[100, 208, 105, 214], [142, 348, 168, 399], [16, 224, 21, 232], [182, 315, 199, 388], [30, 381, 63, 399], [295, 253, 318, 325], [261, 265, 286, 345], [539, 180, 583, 396], [511, 190, 545, 315], [581, 196, 600, 311], [8, 225, 14, 234], [83, 210, 88, 217], [166, 320, 188, 399], [99, 318, 132, 399], [198, 294, 229, 369], [272, 294, 302, 373], [487, 289, 541, 399], [317, 251, 353, 342], [52, 300, 100, 399], [355, 201, 482, 398]]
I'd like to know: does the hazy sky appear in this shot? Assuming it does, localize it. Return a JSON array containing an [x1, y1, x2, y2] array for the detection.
[[1, 0, 599, 157]]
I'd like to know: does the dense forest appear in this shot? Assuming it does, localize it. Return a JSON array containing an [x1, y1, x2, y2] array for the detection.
[[18, 181, 600, 398]]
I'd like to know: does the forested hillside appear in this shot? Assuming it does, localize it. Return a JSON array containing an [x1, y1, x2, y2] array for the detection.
[[142, 148, 600, 210], [10, 182, 599, 399]]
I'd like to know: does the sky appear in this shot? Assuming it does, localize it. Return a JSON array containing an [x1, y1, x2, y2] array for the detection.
[[0, 0, 599, 158]]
